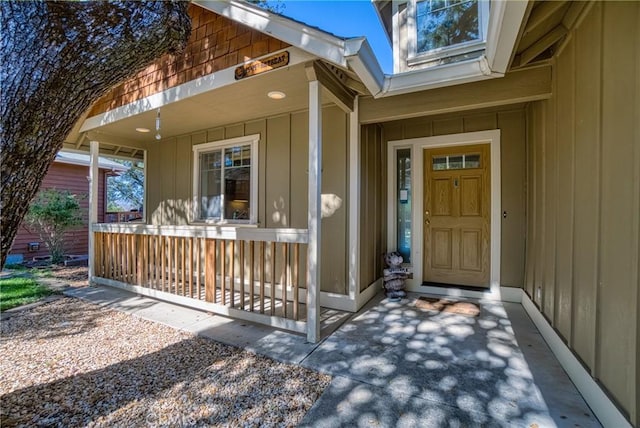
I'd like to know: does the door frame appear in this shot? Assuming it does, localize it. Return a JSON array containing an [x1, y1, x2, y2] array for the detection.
[[387, 129, 501, 292]]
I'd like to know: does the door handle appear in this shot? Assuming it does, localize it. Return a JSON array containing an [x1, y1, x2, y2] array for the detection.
[[425, 210, 430, 225]]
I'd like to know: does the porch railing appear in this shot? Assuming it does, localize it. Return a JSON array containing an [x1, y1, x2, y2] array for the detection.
[[91, 224, 308, 332]]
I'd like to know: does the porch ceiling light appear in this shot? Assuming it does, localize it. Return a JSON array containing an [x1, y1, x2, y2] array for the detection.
[[267, 91, 286, 100], [136, 127, 150, 133]]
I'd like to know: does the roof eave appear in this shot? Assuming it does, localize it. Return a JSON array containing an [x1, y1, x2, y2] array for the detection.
[[194, 0, 349, 67]]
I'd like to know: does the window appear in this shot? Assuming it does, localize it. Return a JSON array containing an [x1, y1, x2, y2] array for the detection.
[[408, 0, 489, 64], [396, 149, 412, 263], [432, 153, 481, 170], [192, 135, 259, 224]]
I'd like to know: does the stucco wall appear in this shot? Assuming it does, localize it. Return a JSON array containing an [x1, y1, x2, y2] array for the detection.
[[145, 105, 350, 295], [525, 2, 639, 425]]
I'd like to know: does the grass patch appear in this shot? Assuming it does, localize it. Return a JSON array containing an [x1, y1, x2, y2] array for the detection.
[[0, 277, 54, 312]]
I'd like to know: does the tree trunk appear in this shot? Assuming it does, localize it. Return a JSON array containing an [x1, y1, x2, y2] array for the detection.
[[0, 1, 191, 267]]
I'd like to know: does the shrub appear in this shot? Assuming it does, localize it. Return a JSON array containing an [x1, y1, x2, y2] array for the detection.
[[24, 189, 84, 264]]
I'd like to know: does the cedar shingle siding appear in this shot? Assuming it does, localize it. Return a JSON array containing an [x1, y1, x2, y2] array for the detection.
[[88, 5, 289, 117]]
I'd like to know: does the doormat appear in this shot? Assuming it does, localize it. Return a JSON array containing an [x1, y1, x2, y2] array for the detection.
[[414, 297, 480, 317]]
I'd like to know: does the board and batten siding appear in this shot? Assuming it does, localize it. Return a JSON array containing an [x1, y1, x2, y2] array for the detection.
[[359, 124, 387, 292], [146, 105, 349, 295], [525, 2, 639, 425], [380, 105, 527, 288]]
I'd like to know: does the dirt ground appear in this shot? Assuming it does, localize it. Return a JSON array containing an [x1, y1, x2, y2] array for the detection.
[[47, 265, 89, 287]]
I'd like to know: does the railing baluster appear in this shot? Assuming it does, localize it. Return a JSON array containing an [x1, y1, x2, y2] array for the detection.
[[136, 234, 143, 286], [259, 241, 265, 314], [249, 241, 255, 312], [205, 239, 215, 303], [181, 237, 186, 296], [293, 242, 299, 321], [196, 237, 201, 299], [239, 240, 245, 310], [220, 240, 226, 306], [188, 237, 193, 298], [270, 241, 276, 316], [173, 236, 179, 294], [229, 240, 235, 308], [282, 242, 288, 319]]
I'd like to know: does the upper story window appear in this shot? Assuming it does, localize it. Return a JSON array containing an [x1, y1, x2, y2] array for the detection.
[[408, 0, 489, 65], [193, 134, 259, 224]]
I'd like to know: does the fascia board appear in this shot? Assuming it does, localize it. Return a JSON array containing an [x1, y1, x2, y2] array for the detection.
[[55, 153, 129, 171], [194, 0, 348, 67], [345, 38, 385, 96], [382, 56, 500, 97], [485, 0, 530, 73]]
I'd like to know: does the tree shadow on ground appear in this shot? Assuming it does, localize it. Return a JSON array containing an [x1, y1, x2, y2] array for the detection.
[[300, 293, 599, 428], [0, 299, 328, 427]]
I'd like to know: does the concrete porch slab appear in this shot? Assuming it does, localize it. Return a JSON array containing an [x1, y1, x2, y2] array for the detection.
[[300, 293, 601, 427]]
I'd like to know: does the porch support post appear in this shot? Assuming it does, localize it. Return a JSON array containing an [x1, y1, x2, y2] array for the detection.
[[307, 79, 322, 343], [348, 96, 360, 301], [88, 140, 99, 284]]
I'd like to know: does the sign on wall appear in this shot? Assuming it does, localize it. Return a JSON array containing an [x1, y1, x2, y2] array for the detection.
[[234, 51, 290, 80]]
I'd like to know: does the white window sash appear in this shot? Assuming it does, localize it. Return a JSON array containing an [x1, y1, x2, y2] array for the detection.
[[407, 0, 490, 65], [192, 134, 260, 225]]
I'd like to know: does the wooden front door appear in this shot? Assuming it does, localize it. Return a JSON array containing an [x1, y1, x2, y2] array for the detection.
[[423, 144, 490, 287]]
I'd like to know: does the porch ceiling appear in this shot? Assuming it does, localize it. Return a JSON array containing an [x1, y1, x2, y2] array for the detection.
[[78, 62, 319, 147]]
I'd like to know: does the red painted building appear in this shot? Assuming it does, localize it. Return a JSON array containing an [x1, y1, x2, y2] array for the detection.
[[7, 151, 127, 263]]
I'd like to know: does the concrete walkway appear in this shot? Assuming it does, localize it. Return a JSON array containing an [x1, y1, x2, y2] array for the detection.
[[64, 286, 600, 427]]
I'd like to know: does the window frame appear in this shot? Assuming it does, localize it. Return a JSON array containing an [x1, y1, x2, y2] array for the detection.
[[406, 0, 490, 66], [192, 134, 259, 225]]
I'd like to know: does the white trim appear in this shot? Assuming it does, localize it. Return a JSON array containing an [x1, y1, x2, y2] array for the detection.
[[195, 0, 349, 67], [522, 293, 632, 428], [91, 223, 308, 244], [142, 150, 148, 225], [387, 129, 501, 292], [88, 141, 99, 284], [348, 97, 361, 302], [307, 80, 322, 343], [320, 292, 356, 312], [55, 151, 129, 171], [485, 0, 530, 73], [192, 134, 260, 225], [79, 47, 315, 133], [356, 278, 384, 310], [421, 284, 522, 303], [92, 276, 307, 333]]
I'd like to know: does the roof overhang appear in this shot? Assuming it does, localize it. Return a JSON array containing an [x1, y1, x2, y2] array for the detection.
[[198, 0, 529, 98], [55, 150, 129, 171], [76, 0, 531, 142]]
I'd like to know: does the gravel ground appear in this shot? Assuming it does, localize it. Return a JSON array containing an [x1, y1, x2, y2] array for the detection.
[[0, 298, 330, 427]]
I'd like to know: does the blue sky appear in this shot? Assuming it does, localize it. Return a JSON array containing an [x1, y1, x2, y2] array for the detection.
[[280, 1, 393, 73]]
